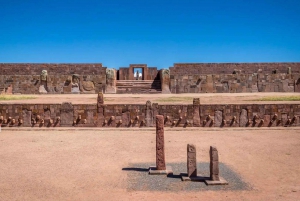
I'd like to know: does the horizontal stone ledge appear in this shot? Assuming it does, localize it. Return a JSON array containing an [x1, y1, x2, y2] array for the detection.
[[0, 127, 299, 132]]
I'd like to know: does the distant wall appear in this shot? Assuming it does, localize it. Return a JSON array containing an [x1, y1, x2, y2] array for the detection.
[[0, 63, 106, 94], [1, 62, 300, 94], [170, 63, 300, 75], [0, 63, 105, 75], [169, 63, 300, 93]]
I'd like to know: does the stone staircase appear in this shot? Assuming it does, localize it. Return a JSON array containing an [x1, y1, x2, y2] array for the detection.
[[116, 80, 162, 94]]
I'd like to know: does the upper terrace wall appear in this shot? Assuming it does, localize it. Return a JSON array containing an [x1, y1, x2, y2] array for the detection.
[[0, 62, 300, 94], [169, 63, 300, 93], [0, 63, 107, 94], [0, 63, 105, 75], [170, 63, 300, 75]]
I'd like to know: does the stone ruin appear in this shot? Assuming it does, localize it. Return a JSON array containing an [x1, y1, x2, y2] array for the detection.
[[181, 144, 228, 185], [0, 95, 299, 128], [146, 117, 228, 186], [149, 115, 173, 175], [0, 62, 300, 94]]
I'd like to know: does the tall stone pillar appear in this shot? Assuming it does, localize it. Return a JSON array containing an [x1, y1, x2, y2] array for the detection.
[[193, 98, 200, 126], [209, 146, 219, 181], [156, 115, 166, 170], [181, 144, 202, 181], [145, 100, 153, 127], [159, 69, 171, 94], [187, 144, 197, 177], [149, 115, 173, 175], [205, 146, 228, 185]]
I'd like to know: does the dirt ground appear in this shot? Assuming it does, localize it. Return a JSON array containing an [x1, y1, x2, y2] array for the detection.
[[1, 92, 300, 104], [0, 128, 299, 201]]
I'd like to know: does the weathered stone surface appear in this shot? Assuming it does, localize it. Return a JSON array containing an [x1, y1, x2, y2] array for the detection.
[[214, 110, 223, 127], [239, 109, 248, 127], [156, 115, 166, 170], [160, 69, 171, 94], [192, 98, 200, 126], [209, 146, 220, 181], [97, 92, 104, 105], [145, 100, 153, 127], [60, 102, 73, 126], [106, 68, 116, 93], [82, 81, 95, 91], [187, 144, 197, 177], [22, 110, 32, 127]]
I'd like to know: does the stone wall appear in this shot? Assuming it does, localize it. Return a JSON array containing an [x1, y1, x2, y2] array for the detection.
[[1, 100, 299, 128], [1, 62, 300, 94], [170, 73, 300, 93], [170, 63, 300, 75], [0, 63, 106, 94]]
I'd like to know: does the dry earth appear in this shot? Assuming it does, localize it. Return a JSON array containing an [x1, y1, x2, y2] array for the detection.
[[0, 128, 299, 201], [1, 92, 300, 104]]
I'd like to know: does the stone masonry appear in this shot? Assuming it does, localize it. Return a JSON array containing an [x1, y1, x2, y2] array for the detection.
[[0, 63, 300, 94]]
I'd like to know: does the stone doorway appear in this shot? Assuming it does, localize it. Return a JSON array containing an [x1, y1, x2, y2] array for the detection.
[[134, 68, 143, 80]]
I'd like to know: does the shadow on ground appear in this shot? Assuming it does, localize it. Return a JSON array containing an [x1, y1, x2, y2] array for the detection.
[[122, 162, 252, 191]]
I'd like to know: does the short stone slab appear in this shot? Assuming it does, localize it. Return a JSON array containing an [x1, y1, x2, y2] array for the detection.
[[180, 173, 206, 182], [149, 166, 173, 175], [204, 177, 228, 185]]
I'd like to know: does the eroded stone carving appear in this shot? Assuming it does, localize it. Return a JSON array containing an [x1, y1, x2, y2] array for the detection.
[[60, 102, 74, 126], [156, 115, 165, 170], [209, 146, 219, 181], [82, 81, 95, 92], [71, 74, 80, 93], [40, 70, 48, 81], [149, 115, 173, 175], [239, 109, 248, 127], [187, 144, 197, 177], [160, 69, 171, 94], [39, 70, 48, 94], [204, 146, 228, 185], [106, 68, 116, 93]]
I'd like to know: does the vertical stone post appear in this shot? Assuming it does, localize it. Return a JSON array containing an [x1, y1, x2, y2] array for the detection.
[[181, 144, 202, 181], [96, 92, 105, 126], [145, 100, 153, 127], [105, 68, 117, 93], [156, 115, 166, 170], [187, 144, 197, 177], [193, 98, 200, 126], [209, 146, 219, 181], [205, 146, 228, 185], [149, 115, 173, 175], [159, 69, 171, 94]]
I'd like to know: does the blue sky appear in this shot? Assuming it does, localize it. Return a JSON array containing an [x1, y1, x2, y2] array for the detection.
[[0, 0, 299, 68]]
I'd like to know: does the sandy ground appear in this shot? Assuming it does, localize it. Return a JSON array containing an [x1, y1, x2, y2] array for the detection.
[[0, 128, 299, 201], [1, 92, 300, 104]]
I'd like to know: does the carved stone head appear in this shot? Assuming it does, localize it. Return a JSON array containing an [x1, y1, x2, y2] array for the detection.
[[40, 70, 48, 81], [72, 74, 80, 84], [162, 69, 170, 76], [106, 68, 115, 79]]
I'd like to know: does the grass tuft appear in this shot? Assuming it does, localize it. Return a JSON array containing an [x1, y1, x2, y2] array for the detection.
[[0, 95, 37, 101], [155, 97, 194, 102], [253, 96, 300, 101]]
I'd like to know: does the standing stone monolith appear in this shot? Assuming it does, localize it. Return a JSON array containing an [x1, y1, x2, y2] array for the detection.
[[205, 146, 228, 185], [156, 115, 166, 170], [149, 115, 173, 175], [181, 144, 203, 181], [209, 146, 220, 181], [187, 144, 197, 177]]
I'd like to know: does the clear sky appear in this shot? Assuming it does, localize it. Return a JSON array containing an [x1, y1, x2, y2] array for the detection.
[[0, 0, 299, 68]]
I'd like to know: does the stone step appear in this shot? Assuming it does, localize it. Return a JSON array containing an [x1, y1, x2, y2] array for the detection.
[[116, 80, 162, 94]]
